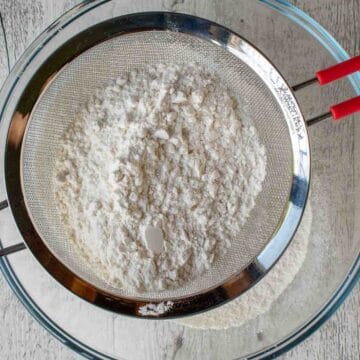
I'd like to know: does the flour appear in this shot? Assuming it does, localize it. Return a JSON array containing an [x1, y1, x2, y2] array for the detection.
[[138, 301, 174, 316], [176, 203, 312, 329], [54, 63, 267, 292]]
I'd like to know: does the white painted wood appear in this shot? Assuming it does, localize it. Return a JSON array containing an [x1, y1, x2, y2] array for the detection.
[[283, 2, 360, 358], [0, 0, 358, 359]]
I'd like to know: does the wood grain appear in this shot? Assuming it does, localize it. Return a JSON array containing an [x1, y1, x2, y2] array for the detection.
[[284, 1, 360, 358], [0, 0, 358, 359], [0, 2, 81, 359]]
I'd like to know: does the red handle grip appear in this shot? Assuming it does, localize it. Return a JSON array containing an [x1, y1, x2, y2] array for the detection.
[[315, 56, 360, 121], [316, 55, 360, 85], [331, 96, 360, 120]]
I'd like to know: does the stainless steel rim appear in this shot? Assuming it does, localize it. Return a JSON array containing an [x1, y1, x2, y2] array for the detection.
[[2, 12, 310, 318]]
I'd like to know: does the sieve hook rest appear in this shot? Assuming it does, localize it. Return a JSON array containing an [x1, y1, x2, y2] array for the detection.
[[0, 200, 26, 257]]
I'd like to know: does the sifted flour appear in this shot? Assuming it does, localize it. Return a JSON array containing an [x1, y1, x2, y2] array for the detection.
[[54, 63, 267, 292], [176, 203, 312, 329]]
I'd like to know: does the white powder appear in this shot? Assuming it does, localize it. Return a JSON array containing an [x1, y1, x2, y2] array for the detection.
[[138, 301, 174, 316], [176, 203, 312, 329], [54, 63, 266, 292]]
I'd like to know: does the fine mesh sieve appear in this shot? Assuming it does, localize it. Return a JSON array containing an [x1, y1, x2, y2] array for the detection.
[[4, 13, 310, 317]]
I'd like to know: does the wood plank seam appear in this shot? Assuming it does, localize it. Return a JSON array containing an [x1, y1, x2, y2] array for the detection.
[[0, 11, 10, 73]]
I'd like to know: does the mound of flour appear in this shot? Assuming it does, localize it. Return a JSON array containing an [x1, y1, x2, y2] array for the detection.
[[176, 203, 312, 329], [54, 63, 267, 292]]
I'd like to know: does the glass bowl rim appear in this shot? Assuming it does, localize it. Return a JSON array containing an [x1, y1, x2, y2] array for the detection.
[[0, 0, 358, 358]]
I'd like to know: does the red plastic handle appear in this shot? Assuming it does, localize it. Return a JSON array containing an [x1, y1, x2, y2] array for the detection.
[[315, 56, 360, 120], [316, 55, 360, 85], [331, 96, 360, 120]]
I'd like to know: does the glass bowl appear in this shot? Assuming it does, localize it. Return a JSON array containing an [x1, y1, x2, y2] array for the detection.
[[0, 0, 358, 358]]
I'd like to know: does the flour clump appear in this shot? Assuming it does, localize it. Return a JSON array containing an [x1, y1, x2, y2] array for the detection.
[[54, 63, 267, 292]]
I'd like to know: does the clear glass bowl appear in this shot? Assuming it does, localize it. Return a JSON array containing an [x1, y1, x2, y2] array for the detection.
[[0, 0, 359, 359]]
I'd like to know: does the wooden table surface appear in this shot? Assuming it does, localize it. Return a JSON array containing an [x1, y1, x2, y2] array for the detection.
[[0, 0, 358, 359]]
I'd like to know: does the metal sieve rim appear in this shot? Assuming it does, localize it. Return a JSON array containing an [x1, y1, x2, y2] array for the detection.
[[3, 12, 310, 318]]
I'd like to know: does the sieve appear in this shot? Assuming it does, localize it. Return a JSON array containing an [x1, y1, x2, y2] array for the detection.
[[0, 12, 359, 318]]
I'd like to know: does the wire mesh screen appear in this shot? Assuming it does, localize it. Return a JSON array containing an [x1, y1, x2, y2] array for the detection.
[[21, 31, 293, 300]]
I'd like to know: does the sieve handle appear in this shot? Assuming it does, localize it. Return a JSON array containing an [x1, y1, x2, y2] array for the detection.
[[317, 55, 360, 121], [0, 200, 27, 257], [293, 55, 360, 124], [306, 95, 360, 125], [316, 55, 360, 85], [330, 96, 360, 121]]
